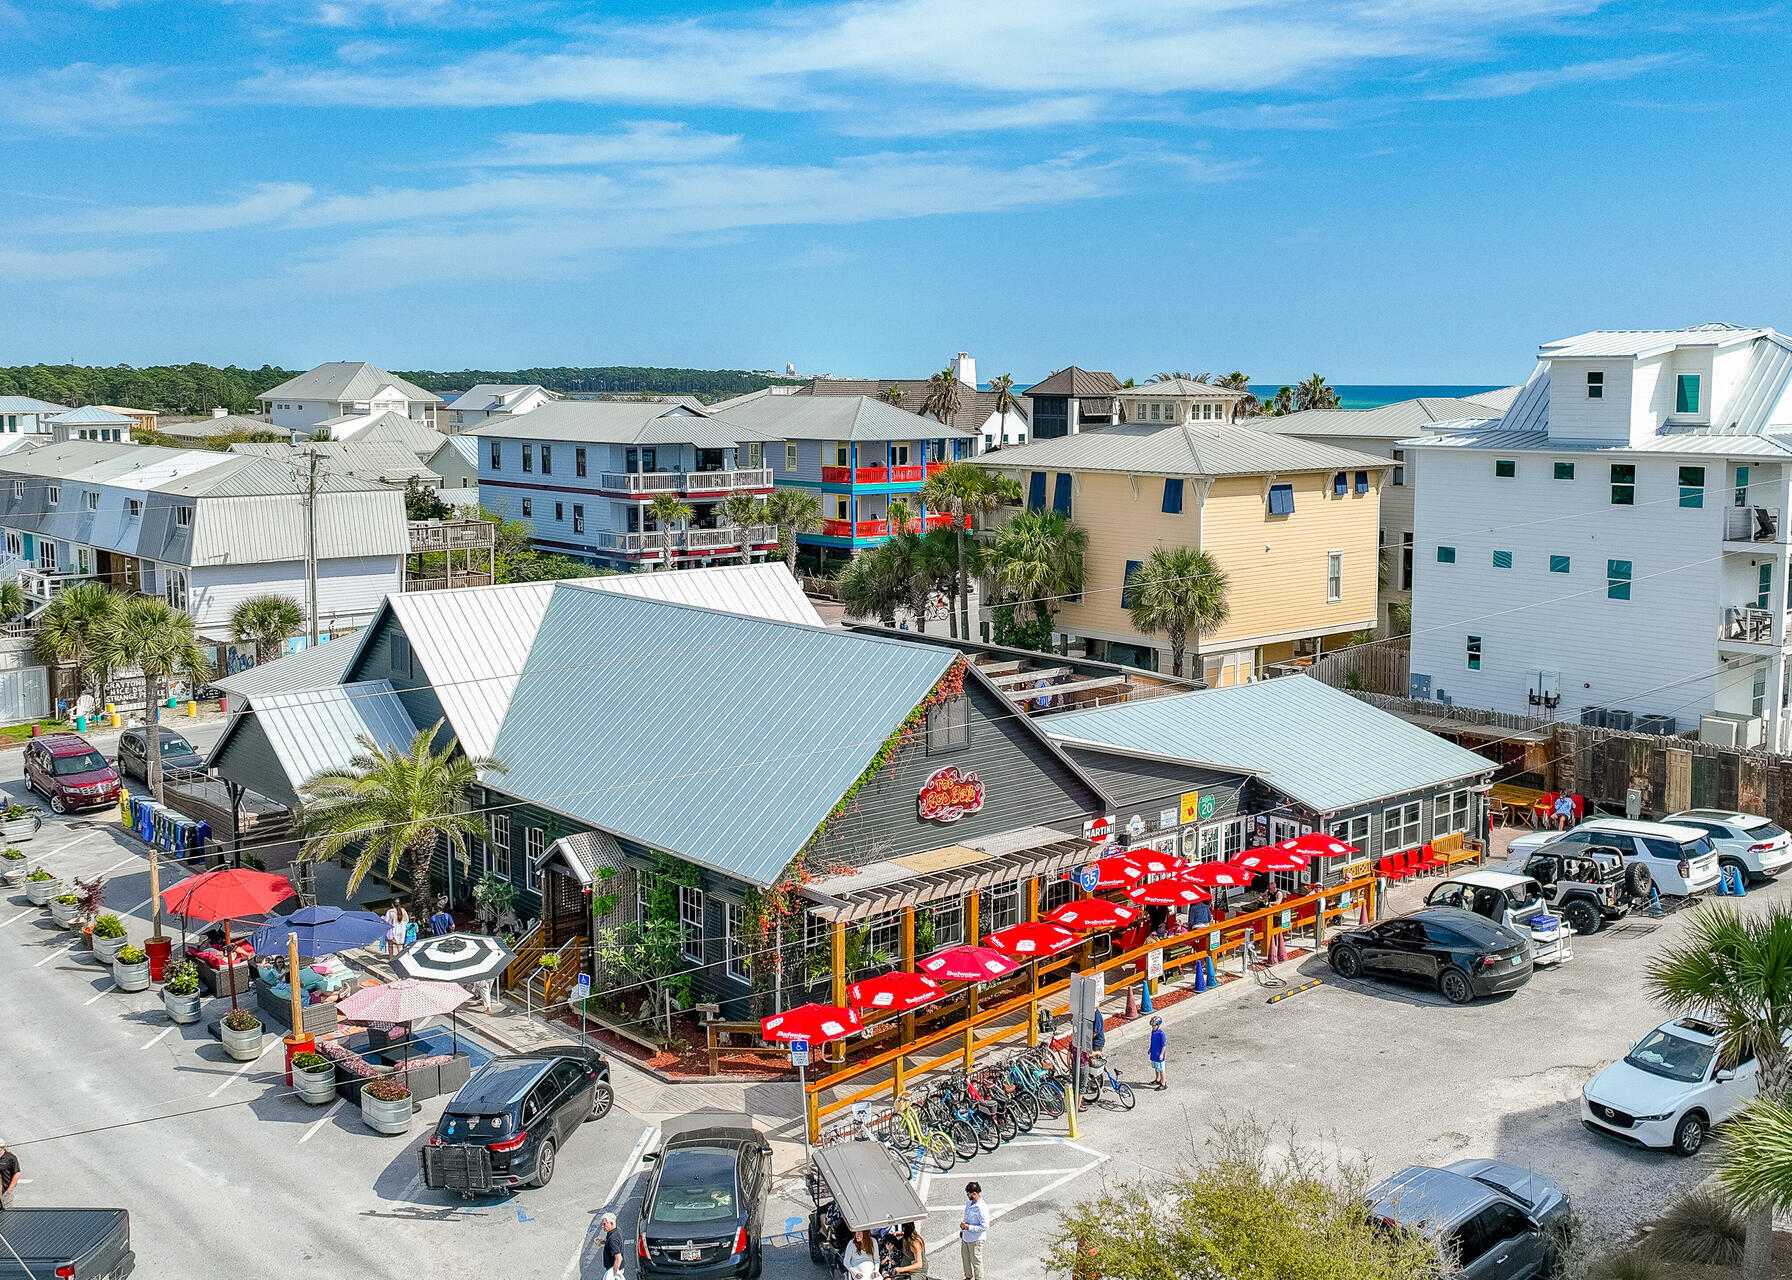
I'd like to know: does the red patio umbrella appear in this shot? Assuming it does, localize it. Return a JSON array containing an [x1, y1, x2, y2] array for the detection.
[[1079, 855, 1146, 890], [1270, 833, 1360, 859], [761, 1002, 863, 1043], [160, 868, 295, 1010], [1183, 861, 1254, 889], [1125, 850, 1188, 877], [1125, 876, 1211, 907], [1045, 899, 1142, 931], [982, 921, 1079, 959], [847, 970, 946, 1014], [1233, 848, 1309, 875], [917, 945, 1022, 982]]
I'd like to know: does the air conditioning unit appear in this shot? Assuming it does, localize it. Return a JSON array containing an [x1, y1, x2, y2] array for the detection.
[[1580, 706, 1608, 728], [1605, 709, 1633, 732], [1634, 714, 1678, 736], [1700, 712, 1765, 749]]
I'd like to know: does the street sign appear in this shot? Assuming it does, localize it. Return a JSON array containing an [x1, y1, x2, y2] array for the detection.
[[1078, 864, 1100, 892], [1146, 948, 1164, 980], [573, 974, 591, 1002], [789, 1038, 811, 1067]]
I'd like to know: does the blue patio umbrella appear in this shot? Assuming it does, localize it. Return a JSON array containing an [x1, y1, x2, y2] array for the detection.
[[249, 905, 389, 959]]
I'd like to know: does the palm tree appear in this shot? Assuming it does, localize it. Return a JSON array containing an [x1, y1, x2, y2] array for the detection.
[[1720, 1095, 1792, 1280], [922, 462, 1004, 639], [296, 722, 504, 926], [1296, 373, 1341, 411], [1647, 901, 1792, 1280], [646, 492, 693, 571], [32, 581, 120, 703], [1269, 385, 1295, 415], [885, 499, 913, 538], [719, 491, 766, 566], [1124, 546, 1230, 678], [763, 489, 823, 572], [982, 508, 1087, 638], [1148, 371, 1206, 384], [879, 384, 906, 407], [229, 593, 304, 666], [1213, 371, 1260, 420], [989, 373, 1017, 417], [0, 579, 24, 626], [99, 596, 211, 794], [837, 544, 910, 628], [920, 367, 961, 425]]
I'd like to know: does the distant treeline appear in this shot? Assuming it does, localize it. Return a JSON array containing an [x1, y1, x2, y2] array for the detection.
[[0, 362, 803, 413]]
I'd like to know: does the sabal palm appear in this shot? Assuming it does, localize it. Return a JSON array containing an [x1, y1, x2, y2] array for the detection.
[[763, 489, 822, 571], [719, 491, 765, 566], [1721, 1095, 1792, 1280], [983, 508, 1086, 633], [229, 593, 304, 666], [99, 596, 210, 781], [1296, 373, 1340, 410], [297, 722, 504, 924], [33, 581, 120, 701], [1125, 546, 1230, 678], [837, 544, 910, 628], [1213, 370, 1259, 419], [1270, 385, 1295, 415], [647, 492, 693, 571], [921, 461, 1003, 639], [885, 499, 913, 537], [988, 374, 1016, 417], [0, 579, 24, 624], [921, 367, 961, 424], [879, 384, 906, 407]]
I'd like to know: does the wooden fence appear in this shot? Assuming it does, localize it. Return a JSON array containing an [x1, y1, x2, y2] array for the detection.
[[1283, 640, 1411, 697]]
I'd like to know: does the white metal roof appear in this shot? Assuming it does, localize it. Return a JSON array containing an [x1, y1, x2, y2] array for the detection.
[[214, 637, 363, 703], [259, 361, 442, 405], [470, 401, 775, 446], [985, 422, 1390, 477], [1539, 323, 1767, 360], [716, 394, 979, 441], [1402, 427, 1792, 458], [248, 680, 419, 797], [582, 562, 823, 627]]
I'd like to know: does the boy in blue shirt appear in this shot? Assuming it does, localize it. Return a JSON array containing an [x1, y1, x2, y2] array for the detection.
[[1148, 1016, 1167, 1090]]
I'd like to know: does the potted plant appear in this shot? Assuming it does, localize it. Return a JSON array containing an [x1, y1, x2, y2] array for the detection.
[[74, 875, 106, 948], [162, 959, 201, 1023], [473, 872, 517, 931], [221, 1007, 264, 1061], [50, 892, 80, 928], [360, 1076, 413, 1135], [538, 953, 559, 972], [1, 848, 23, 886], [2, 803, 40, 842], [292, 1051, 337, 1105], [90, 912, 127, 963], [112, 943, 151, 992], [24, 867, 60, 906]]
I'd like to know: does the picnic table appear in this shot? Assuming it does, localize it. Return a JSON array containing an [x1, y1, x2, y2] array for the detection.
[[1489, 782, 1545, 827]]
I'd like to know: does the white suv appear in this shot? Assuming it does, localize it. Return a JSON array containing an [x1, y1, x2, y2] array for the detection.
[[1583, 1017, 1792, 1156], [1512, 818, 1721, 897], [1662, 810, 1792, 883]]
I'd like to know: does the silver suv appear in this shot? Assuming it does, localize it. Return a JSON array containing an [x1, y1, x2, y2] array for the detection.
[[1370, 1160, 1570, 1280], [1663, 810, 1792, 884]]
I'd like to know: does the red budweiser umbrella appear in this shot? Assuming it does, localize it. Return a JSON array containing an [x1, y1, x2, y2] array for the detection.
[[848, 971, 946, 1014], [160, 868, 295, 1010], [1233, 848, 1309, 875], [1271, 833, 1359, 859], [917, 945, 1022, 982], [1046, 899, 1141, 931], [761, 1002, 863, 1043], [982, 921, 1079, 959], [1181, 861, 1254, 889], [1125, 876, 1211, 907], [1078, 854, 1146, 890], [1125, 850, 1188, 877]]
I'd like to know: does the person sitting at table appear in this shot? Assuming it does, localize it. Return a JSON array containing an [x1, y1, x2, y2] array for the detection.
[[1552, 792, 1576, 830]]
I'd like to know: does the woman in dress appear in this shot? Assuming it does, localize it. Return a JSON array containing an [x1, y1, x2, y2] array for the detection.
[[384, 905, 407, 958]]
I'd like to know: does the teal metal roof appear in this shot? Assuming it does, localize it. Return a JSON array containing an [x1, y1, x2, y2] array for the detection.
[[230, 679, 418, 798], [1043, 676, 1492, 813], [490, 590, 955, 886]]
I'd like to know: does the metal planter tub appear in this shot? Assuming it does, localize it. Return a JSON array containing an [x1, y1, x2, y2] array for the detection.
[[50, 897, 80, 928], [1, 860, 24, 886], [361, 1090, 414, 1136], [25, 876, 62, 906], [163, 987, 202, 1023], [92, 932, 128, 964], [113, 955, 151, 992], [294, 1062, 337, 1106], [221, 1019, 264, 1061], [4, 815, 41, 842]]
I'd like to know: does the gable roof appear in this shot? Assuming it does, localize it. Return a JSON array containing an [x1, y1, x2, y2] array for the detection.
[[157, 415, 292, 441], [1043, 675, 1492, 812], [0, 396, 69, 414], [214, 638, 362, 703], [1538, 322, 1766, 360], [984, 422, 1390, 477], [1117, 379, 1247, 400], [259, 361, 442, 406], [798, 380, 1027, 433], [470, 401, 779, 447], [50, 406, 133, 426], [451, 384, 556, 412], [228, 439, 439, 484], [332, 410, 447, 458], [1261, 397, 1511, 440], [715, 393, 979, 441], [1025, 367, 1121, 398], [584, 561, 824, 626], [1465, 385, 1523, 413], [233, 680, 419, 802]]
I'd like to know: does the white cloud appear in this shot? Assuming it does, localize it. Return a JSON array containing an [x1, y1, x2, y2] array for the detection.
[[1427, 53, 1673, 100], [836, 96, 1107, 137], [0, 245, 161, 281], [469, 121, 743, 167], [41, 183, 315, 235], [0, 63, 174, 134]]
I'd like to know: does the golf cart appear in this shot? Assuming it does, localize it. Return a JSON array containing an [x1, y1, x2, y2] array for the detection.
[[806, 1140, 927, 1275], [1423, 869, 1573, 966]]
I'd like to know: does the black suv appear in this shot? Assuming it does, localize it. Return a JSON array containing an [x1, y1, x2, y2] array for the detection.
[[421, 1047, 612, 1194], [639, 1115, 773, 1279], [1327, 907, 1534, 1004]]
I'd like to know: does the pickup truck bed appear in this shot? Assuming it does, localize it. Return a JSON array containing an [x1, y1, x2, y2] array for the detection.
[[0, 1208, 134, 1279]]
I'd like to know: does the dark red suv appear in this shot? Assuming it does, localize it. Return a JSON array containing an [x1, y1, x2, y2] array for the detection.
[[24, 732, 123, 814]]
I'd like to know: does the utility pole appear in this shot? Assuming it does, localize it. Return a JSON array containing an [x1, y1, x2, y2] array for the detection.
[[303, 447, 321, 644]]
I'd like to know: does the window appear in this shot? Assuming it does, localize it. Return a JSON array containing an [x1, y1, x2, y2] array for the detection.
[[1754, 664, 1768, 717], [1554, 461, 1575, 480], [573, 504, 585, 534], [47, 485, 59, 505], [1466, 634, 1481, 670], [1759, 562, 1773, 609], [164, 567, 187, 611], [522, 499, 533, 517], [1437, 545, 1456, 563], [678, 884, 705, 963], [489, 814, 512, 879], [1676, 374, 1701, 414], [1492, 549, 1512, 569], [1400, 532, 1413, 591], [1433, 789, 1471, 838], [1333, 471, 1348, 497], [1610, 463, 1635, 505], [1027, 472, 1046, 511], [521, 444, 533, 473], [1121, 559, 1143, 609], [1162, 478, 1184, 514], [1735, 465, 1750, 507], [1354, 470, 1369, 494], [1607, 559, 1632, 600], [785, 443, 798, 472], [9, 481, 20, 500], [1550, 554, 1571, 574], [175, 505, 193, 527], [926, 696, 970, 753], [1495, 459, 1516, 478], [391, 632, 413, 676], [1051, 473, 1072, 516], [977, 883, 1021, 935], [1678, 465, 1705, 508], [1267, 483, 1294, 516], [1383, 801, 1422, 852], [1392, 449, 1405, 486], [575, 446, 587, 478], [490, 441, 502, 470], [1587, 370, 1604, 399], [724, 901, 751, 983], [540, 445, 552, 475], [127, 498, 141, 518], [1330, 814, 1370, 846], [553, 502, 562, 522], [930, 897, 964, 948], [524, 827, 544, 891], [37, 542, 55, 571], [83, 491, 97, 511], [1326, 551, 1342, 602]]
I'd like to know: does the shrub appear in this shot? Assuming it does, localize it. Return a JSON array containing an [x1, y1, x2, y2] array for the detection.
[[26, 867, 53, 881], [92, 913, 126, 939], [364, 1078, 411, 1103], [292, 1051, 331, 1072], [538, 954, 559, 970], [163, 961, 199, 995], [4, 803, 28, 820], [1646, 1187, 1745, 1266], [54, 893, 78, 905], [222, 1008, 261, 1033], [2, 847, 22, 860], [1586, 1248, 1673, 1280], [474, 872, 517, 921], [115, 945, 147, 965]]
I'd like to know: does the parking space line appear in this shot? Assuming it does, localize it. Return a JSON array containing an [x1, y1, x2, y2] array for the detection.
[[300, 1099, 345, 1142], [95, 854, 141, 876], [141, 1027, 175, 1051], [34, 945, 73, 967], [2, 908, 39, 929], [84, 985, 117, 1005], [208, 1036, 280, 1096], [30, 830, 108, 864], [600, 1125, 655, 1210], [989, 1158, 1106, 1222]]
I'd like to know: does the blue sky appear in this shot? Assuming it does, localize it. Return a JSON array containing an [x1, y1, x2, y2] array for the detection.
[[2, 1, 1786, 382]]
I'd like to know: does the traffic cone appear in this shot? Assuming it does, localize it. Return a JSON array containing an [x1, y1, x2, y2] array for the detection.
[[1192, 960, 1207, 994], [1140, 980, 1155, 1014]]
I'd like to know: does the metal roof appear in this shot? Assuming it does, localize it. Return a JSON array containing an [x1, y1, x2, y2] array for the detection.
[[1042, 675, 1492, 813], [796, 380, 1028, 433], [489, 590, 955, 887], [1263, 397, 1512, 440], [1538, 323, 1766, 360], [584, 562, 824, 627], [258, 361, 442, 405], [985, 423, 1390, 477], [50, 405, 132, 425], [0, 396, 68, 413], [158, 415, 291, 441], [1116, 379, 1248, 400], [214, 638, 363, 702], [451, 384, 555, 411], [244, 680, 419, 797], [714, 393, 978, 440], [470, 401, 776, 446], [1024, 367, 1120, 398], [333, 410, 448, 458], [802, 828, 1090, 922], [535, 829, 626, 886], [1401, 426, 1792, 458]]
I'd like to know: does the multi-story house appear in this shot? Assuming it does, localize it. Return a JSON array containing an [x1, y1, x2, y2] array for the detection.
[[1023, 366, 1121, 439], [0, 397, 70, 437], [49, 406, 133, 443], [448, 384, 558, 430], [795, 352, 1030, 451], [0, 440, 407, 641], [473, 401, 779, 570], [1114, 379, 1250, 428], [258, 362, 443, 434], [984, 384, 1390, 680], [1406, 323, 1792, 750], [713, 394, 980, 566]]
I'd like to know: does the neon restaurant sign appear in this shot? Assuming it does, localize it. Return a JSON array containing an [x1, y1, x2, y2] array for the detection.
[[917, 766, 985, 823]]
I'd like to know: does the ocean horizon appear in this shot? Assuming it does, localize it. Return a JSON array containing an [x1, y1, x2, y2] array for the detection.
[[998, 382, 1503, 411]]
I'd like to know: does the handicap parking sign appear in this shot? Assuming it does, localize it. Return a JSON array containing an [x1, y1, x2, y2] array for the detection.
[[790, 1038, 811, 1067]]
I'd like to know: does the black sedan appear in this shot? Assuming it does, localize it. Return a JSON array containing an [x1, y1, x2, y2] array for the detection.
[[638, 1114, 772, 1279], [1327, 907, 1533, 1004], [117, 727, 205, 781], [421, 1046, 612, 1193]]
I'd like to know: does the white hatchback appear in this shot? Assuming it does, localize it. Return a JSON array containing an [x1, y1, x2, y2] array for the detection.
[[1509, 819, 1721, 896], [1662, 810, 1792, 883], [1582, 1017, 1792, 1156]]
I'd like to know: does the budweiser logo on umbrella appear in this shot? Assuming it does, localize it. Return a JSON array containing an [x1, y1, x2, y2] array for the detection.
[[916, 766, 985, 823]]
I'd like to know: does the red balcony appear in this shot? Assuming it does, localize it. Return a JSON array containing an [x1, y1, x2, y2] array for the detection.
[[924, 462, 949, 477], [820, 465, 917, 484], [819, 513, 967, 539], [889, 465, 923, 482]]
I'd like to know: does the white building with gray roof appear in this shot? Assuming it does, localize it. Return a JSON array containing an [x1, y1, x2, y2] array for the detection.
[[257, 361, 443, 435]]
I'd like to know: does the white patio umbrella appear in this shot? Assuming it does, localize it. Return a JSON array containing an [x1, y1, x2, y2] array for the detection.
[[394, 932, 514, 985]]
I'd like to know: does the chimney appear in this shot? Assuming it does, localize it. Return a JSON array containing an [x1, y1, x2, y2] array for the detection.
[[951, 351, 977, 389], [212, 407, 228, 418]]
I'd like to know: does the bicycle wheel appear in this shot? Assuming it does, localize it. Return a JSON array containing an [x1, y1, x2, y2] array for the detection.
[[884, 1113, 916, 1153], [1035, 1079, 1066, 1119], [949, 1119, 979, 1161], [1013, 1090, 1039, 1132], [1112, 1079, 1136, 1111], [993, 1106, 1018, 1143], [925, 1132, 957, 1173], [974, 1115, 1001, 1152]]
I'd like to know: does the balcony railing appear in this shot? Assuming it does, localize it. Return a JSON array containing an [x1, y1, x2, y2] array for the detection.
[[1725, 506, 1780, 542], [818, 513, 967, 539], [18, 568, 87, 601], [407, 519, 495, 552], [592, 524, 778, 554], [1720, 605, 1781, 644], [598, 468, 774, 495]]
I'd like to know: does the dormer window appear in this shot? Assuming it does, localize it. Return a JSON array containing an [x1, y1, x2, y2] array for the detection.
[[1676, 374, 1701, 415], [1586, 371, 1604, 399], [127, 499, 141, 518], [47, 485, 59, 505]]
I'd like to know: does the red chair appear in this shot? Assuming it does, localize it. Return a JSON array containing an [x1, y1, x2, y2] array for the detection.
[[1416, 844, 1444, 875], [1376, 856, 1396, 879], [1393, 850, 1417, 880]]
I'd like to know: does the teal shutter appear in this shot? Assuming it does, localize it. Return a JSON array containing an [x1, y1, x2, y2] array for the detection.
[[1676, 375, 1700, 414]]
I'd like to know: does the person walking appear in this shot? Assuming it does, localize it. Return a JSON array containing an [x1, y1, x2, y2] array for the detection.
[[0, 1140, 19, 1210], [1148, 1016, 1167, 1090], [959, 1182, 987, 1280], [600, 1212, 625, 1280], [383, 904, 406, 959]]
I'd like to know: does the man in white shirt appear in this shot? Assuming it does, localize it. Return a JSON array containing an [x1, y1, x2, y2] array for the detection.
[[959, 1181, 987, 1280]]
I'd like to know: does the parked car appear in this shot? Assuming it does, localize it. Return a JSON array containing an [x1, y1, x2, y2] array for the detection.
[[1510, 818, 1721, 897], [1510, 846, 1643, 936], [1662, 809, 1792, 883], [638, 1114, 773, 1279], [1581, 1017, 1792, 1156], [1369, 1160, 1570, 1280], [23, 732, 122, 815], [0, 1207, 134, 1280], [1327, 907, 1534, 1004], [1422, 871, 1569, 965], [116, 726, 204, 782], [422, 1047, 612, 1192]]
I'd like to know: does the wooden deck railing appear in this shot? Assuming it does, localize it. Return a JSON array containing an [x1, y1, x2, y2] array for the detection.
[[502, 923, 545, 993]]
